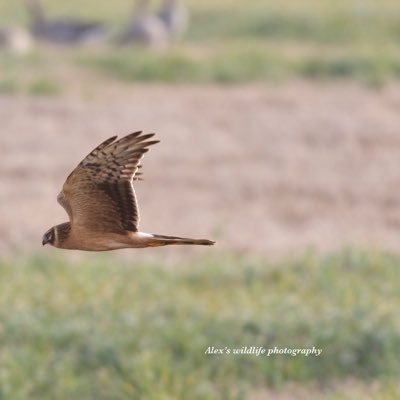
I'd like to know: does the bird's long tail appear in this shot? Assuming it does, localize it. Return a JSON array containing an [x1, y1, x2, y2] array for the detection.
[[148, 234, 215, 247]]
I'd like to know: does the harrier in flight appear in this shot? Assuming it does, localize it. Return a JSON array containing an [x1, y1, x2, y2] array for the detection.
[[42, 132, 215, 251]]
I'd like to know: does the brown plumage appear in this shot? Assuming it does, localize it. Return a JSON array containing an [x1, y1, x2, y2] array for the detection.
[[42, 131, 215, 251]]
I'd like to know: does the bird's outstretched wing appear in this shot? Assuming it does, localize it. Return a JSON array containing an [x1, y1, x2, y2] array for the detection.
[[57, 131, 159, 233]]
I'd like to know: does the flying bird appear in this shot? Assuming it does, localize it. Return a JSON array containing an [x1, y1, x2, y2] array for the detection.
[[42, 132, 215, 251]]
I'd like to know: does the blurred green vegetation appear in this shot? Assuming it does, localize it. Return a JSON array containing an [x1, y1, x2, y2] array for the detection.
[[0, 0, 399, 87], [27, 78, 61, 96], [1, 249, 400, 399]]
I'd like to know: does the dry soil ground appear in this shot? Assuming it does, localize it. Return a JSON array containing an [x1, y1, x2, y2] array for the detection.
[[1, 82, 400, 258]]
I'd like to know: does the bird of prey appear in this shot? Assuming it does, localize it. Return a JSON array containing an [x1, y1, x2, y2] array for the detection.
[[42, 132, 215, 251]]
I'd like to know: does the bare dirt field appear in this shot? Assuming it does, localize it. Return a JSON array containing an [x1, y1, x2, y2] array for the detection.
[[1, 82, 400, 258]]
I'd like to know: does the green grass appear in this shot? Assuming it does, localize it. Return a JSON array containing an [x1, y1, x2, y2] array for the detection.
[[78, 45, 400, 85], [0, 52, 63, 96], [1, 249, 400, 399], [0, 0, 399, 86], [28, 78, 61, 96], [0, 78, 19, 94]]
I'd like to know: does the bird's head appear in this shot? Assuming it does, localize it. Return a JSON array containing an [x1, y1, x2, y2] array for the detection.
[[42, 227, 55, 246]]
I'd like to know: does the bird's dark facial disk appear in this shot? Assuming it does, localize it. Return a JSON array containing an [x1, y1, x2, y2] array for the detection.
[[42, 228, 55, 246]]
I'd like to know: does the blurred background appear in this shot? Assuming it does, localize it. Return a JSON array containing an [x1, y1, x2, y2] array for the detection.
[[1, 0, 400, 399]]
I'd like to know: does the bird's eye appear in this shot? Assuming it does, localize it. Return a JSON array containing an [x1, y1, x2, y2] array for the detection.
[[46, 230, 54, 243]]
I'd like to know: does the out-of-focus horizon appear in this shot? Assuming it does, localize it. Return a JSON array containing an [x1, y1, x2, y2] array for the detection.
[[0, 0, 399, 87]]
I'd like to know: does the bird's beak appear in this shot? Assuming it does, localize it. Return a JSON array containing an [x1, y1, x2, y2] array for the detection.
[[42, 238, 47, 246]]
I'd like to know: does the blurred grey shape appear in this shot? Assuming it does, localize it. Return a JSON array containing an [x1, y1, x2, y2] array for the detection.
[[116, 0, 169, 49], [25, 0, 108, 45], [157, 0, 189, 40], [0, 27, 33, 53]]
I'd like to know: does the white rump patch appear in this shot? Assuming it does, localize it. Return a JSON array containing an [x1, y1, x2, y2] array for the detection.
[[137, 232, 153, 238]]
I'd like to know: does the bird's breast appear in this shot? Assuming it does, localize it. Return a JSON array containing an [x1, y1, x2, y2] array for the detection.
[[59, 229, 148, 251]]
